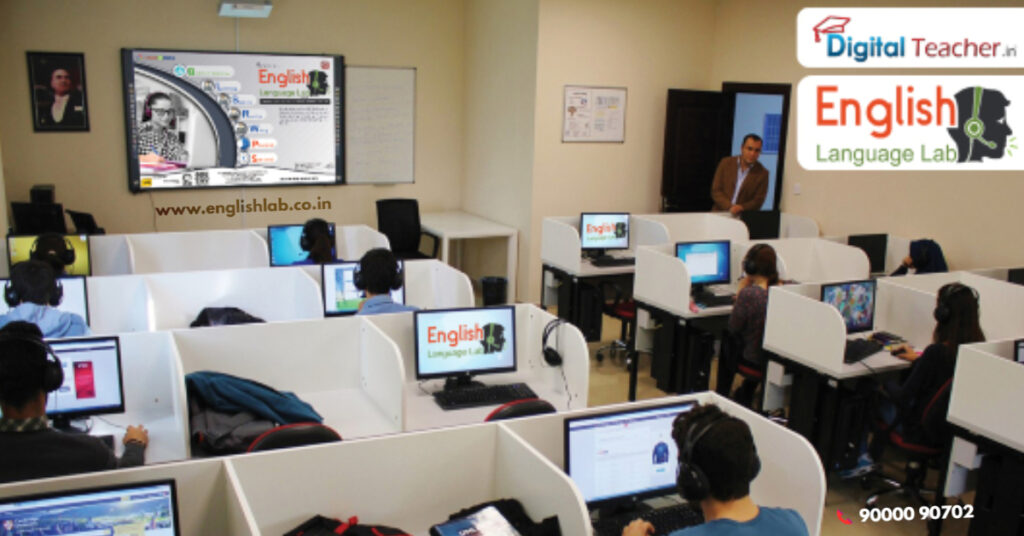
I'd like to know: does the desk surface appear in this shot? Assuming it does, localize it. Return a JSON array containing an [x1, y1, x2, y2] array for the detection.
[[421, 211, 517, 239], [771, 346, 910, 380], [403, 376, 566, 432]]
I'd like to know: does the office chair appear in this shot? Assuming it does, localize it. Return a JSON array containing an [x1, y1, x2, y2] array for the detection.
[[10, 202, 67, 234], [485, 398, 556, 421], [375, 198, 440, 260], [863, 378, 955, 518], [594, 281, 636, 364], [246, 422, 342, 452], [66, 210, 105, 235], [716, 333, 767, 410]]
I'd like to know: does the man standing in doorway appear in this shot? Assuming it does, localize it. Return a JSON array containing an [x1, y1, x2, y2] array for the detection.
[[710, 134, 768, 215]]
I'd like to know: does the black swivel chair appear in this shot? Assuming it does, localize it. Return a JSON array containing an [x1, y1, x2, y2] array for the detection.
[[716, 332, 768, 410], [485, 398, 557, 421], [375, 199, 440, 260], [595, 281, 636, 364], [246, 422, 342, 452], [66, 210, 105, 235], [10, 202, 67, 234]]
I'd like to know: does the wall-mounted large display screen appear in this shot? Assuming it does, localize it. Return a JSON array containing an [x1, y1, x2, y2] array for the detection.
[[121, 49, 344, 192]]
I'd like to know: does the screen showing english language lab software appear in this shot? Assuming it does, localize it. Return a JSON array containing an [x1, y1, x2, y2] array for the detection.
[[0, 276, 89, 325], [0, 481, 178, 536], [821, 280, 876, 334], [566, 403, 694, 504], [675, 241, 730, 285], [7, 234, 91, 276], [322, 261, 405, 315], [580, 213, 630, 250], [268, 223, 336, 266], [414, 306, 516, 379], [47, 337, 124, 417]]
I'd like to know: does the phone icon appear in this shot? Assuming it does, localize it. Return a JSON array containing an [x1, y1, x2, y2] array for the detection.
[[837, 510, 852, 525]]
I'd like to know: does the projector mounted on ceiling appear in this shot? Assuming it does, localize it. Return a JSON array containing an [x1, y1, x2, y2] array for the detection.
[[218, 1, 273, 18]]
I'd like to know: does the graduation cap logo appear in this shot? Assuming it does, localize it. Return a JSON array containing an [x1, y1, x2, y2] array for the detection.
[[814, 16, 850, 43]]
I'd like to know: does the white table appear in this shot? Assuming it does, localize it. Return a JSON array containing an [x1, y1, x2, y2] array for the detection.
[[421, 211, 518, 302]]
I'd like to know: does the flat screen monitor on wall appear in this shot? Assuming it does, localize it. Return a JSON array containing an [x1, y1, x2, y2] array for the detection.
[[121, 48, 345, 192]]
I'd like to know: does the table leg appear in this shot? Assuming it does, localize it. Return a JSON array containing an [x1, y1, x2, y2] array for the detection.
[[440, 237, 450, 264]]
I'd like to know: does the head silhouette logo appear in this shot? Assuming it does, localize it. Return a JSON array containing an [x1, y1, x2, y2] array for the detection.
[[813, 15, 850, 43], [947, 86, 1016, 162], [480, 323, 506, 353], [307, 70, 329, 96]]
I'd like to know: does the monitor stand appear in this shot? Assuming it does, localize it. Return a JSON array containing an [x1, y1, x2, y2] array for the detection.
[[51, 415, 91, 434], [443, 373, 484, 391], [691, 283, 712, 302]]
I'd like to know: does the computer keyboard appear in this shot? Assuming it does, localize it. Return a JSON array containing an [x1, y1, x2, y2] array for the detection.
[[433, 383, 539, 410], [844, 338, 883, 364], [694, 293, 734, 307], [870, 331, 905, 345], [592, 503, 704, 536], [591, 255, 636, 267]]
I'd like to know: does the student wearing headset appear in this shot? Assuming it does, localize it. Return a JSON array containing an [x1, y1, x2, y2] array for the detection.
[[726, 244, 780, 406], [0, 322, 148, 484], [0, 261, 89, 338], [622, 404, 808, 536], [841, 282, 985, 479], [297, 218, 336, 265], [29, 233, 77, 275], [355, 248, 418, 315]]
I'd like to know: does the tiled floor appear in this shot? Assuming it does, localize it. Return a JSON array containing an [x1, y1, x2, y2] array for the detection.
[[582, 315, 972, 535]]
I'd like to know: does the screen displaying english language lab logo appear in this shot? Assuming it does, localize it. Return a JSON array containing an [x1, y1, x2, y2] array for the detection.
[[797, 8, 1024, 68], [796, 75, 1021, 171], [414, 307, 516, 378]]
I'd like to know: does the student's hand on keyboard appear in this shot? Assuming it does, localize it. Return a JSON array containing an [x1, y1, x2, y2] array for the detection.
[[890, 343, 918, 362], [622, 519, 655, 536]]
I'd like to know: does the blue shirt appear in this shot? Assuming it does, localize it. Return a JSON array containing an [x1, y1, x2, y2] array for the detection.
[[0, 303, 90, 339], [669, 507, 808, 536], [356, 295, 419, 316]]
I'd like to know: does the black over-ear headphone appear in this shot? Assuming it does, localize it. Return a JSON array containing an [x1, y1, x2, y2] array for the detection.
[[31, 235, 76, 267], [743, 244, 767, 276], [933, 283, 979, 324], [353, 259, 403, 292], [542, 318, 568, 366], [676, 411, 761, 502], [5, 264, 64, 308], [0, 330, 64, 394]]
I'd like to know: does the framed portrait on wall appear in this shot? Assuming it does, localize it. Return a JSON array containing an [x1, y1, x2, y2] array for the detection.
[[26, 51, 90, 132]]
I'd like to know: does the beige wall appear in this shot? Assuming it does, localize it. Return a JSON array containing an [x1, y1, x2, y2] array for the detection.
[[0, 0, 465, 234], [710, 0, 1024, 272], [462, 0, 539, 298], [524, 0, 718, 302]]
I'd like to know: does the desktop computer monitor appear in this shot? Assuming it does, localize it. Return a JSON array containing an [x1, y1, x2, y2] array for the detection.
[[821, 279, 876, 334], [0, 479, 180, 535], [7, 234, 91, 276], [675, 241, 731, 286], [414, 306, 516, 382], [740, 210, 780, 240], [564, 401, 696, 508], [1007, 268, 1024, 286], [321, 260, 405, 315], [267, 223, 336, 266], [46, 336, 125, 427], [580, 213, 630, 252], [848, 234, 888, 274], [0, 275, 89, 325]]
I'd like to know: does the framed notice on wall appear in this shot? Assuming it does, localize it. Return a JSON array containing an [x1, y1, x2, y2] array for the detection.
[[562, 85, 626, 142]]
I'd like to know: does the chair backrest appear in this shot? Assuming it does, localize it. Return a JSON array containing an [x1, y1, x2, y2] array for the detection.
[[246, 422, 342, 452], [66, 210, 104, 235], [11, 202, 66, 234], [376, 198, 422, 254], [920, 377, 954, 446], [485, 398, 557, 421]]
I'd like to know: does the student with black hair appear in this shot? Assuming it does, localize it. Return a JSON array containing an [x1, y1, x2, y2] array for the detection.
[[622, 404, 808, 536], [355, 248, 418, 315], [29, 233, 76, 275], [298, 218, 336, 265], [0, 261, 89, 338], [0, 321, 148, 484], [841, 282, 984, 478], [726, 244, 780, 406]]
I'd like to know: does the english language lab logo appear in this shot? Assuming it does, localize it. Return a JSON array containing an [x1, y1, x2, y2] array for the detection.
[[947, 86, 1015, 162]]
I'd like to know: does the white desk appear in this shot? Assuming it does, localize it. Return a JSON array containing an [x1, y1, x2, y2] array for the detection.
[[421, 211, 518, 303]]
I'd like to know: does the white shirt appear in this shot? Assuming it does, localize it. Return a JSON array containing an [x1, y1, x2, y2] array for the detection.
[[51, 94, 69, 123], [731, 157, 751, 205]]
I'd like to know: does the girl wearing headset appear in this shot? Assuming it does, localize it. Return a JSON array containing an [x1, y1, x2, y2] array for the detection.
[[725, 244, 780, 405], [842, 282, 984, 478]]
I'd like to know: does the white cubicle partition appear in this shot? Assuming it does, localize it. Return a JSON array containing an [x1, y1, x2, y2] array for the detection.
[[0, 459, 255, 535], [763, 281, 935, 380], [87, 274, 154, 333], [949, 341, 1024, 454], [882, 271, 1024, 340], [779, 212, 820, 238], [303, 259, 475, 310], [738, 238, 869, 284], [632, 213, 749, 246], [633, 243, 747, 316], [227, 423, 589, 535], [127, 229, 269, 274], [173, 317, 405, 439], [250, 224, 389, 262], [365, 304, 589, 431], [88, 234, 135, 275], [501, 393, 826, 536]]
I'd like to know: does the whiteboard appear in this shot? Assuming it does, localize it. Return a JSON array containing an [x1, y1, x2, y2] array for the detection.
[[345, 66, 415, 184]]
